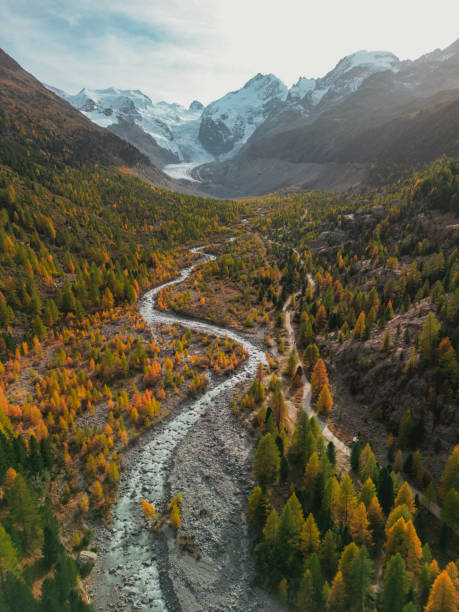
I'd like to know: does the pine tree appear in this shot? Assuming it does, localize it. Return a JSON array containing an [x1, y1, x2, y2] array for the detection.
[[0, 524, 19, 579], [381, 553, 408, 612], [297, 569, 315, 612], [253, 433, 280, 485], [425, 570, 456, 612], [367, 496, 385, 541], [338, 542, 359, 592], [327, 441, 336, 467], [439, 445, 459, 497], [276, 493, 304, 569], [6, 473, 43, 552], [247, 486, 271, 530], [419, 312, 441, 362], [42, 524, 61, 569], [349, 545, 373, 612], [320, 529, 339, 580], [378, 467, 395, 514], [301, 513, 321, 556], [441, 488, 459, 529], [288, 411, 310, 470]]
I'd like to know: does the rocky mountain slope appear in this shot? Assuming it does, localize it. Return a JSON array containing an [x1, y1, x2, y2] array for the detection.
[[0, 49, 182, 190]]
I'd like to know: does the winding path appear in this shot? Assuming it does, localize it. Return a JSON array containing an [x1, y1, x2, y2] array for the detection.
[[89, 248, 278, 611]]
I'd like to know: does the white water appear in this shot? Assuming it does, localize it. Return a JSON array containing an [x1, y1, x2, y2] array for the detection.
[[95, 248, 267, 610]]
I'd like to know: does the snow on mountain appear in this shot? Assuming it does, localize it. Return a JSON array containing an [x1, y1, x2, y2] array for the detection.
[[48, 49, 403, 169], [288, 76, 316, 101], [49, 86, 211, 163], [198, 73, 288, 158], [304, 50, 399, 107]]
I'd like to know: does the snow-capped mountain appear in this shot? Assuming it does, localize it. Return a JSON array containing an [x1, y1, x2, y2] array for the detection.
[[47, 86, 211, 164], [198, 73, 288, 158], [47, 39, 459, 183]]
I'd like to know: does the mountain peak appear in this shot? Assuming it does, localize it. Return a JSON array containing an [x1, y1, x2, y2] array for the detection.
[[189, 100, 204, 112], [333, 50, 399, 76]]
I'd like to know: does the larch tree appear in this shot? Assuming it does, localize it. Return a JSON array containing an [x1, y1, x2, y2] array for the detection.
[[337, 475, 357, 527], [311, 358, 329, 395], [354, 311, 366, 339], [394, 482, 416, 514], [425, 570, 457, 612], [317, 384, 333, 414], [327, 570, 347, 611], [359, 478, 377, 508], [263, 508, 280, 543], [301, 513, 321, 556], [350, 502, 372, 546]]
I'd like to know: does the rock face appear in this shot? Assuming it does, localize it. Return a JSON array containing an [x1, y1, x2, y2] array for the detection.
[[78, 550, 97, 575], [198, 73, 288, 158]]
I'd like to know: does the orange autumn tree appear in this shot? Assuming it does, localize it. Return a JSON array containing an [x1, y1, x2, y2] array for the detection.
[[311, 358, 329, 396]]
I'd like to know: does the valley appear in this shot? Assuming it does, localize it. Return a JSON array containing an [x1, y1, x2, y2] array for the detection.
[[0, 37, 458, 612]]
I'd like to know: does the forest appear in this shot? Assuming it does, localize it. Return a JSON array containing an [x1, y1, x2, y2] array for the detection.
[[0, 49, 458, 610]]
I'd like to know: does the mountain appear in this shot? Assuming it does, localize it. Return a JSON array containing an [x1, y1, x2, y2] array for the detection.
[[197, 38, 459, 196], [46, 38, 459, 197], [198, 73, 288, 158], [48, 73, 290, 165], [0, 49, 181, 191], [46, 85, 211, 167]]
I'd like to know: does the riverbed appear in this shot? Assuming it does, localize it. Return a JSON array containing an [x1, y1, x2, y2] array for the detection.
[[88, 249, 279, 611]]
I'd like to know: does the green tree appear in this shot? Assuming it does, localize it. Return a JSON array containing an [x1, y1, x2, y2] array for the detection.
[[6, 473, 43, 552], [253, 433, 280, 485], [0, 524, 19, 579], [419, 312, 441, 362], [349, 546, 373, 611], [381, 553, 409, 612]]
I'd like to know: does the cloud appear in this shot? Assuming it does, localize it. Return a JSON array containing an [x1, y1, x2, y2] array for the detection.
[[1, 0, 459, 105]]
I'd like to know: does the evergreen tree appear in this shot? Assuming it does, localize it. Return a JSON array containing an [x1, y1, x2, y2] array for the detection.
[[381, 553, 408, 612], [349, 545, 373, 612], [42, 525, 61, 569], [320, 529, 339, 580], [297, 569, 314, 612], [0, 524, 19, 579], [253, 433, 280, 485]]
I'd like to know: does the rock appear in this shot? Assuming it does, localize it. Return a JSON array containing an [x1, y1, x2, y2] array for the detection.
[[78, 550, 98, 574]]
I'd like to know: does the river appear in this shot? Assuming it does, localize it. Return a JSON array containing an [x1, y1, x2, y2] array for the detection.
[[88, 248, 279, 611]]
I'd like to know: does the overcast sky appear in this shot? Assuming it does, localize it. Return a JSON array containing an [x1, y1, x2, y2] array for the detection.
[[1, 0, 458, 106]]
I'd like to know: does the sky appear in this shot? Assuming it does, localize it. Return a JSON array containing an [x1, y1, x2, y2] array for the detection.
[[1, 0, 459, 106]]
